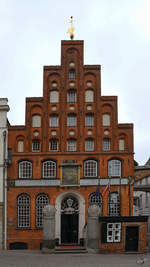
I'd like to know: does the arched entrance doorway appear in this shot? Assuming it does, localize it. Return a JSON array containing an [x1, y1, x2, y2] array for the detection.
[[55, 191, 85, 245], [61, 196, 79, 244]]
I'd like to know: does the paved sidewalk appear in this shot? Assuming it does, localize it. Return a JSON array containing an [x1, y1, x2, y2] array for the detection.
[[0, 250, 149, 267]]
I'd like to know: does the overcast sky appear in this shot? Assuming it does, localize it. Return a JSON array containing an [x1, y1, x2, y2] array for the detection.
[[0, 0, 150, 165]]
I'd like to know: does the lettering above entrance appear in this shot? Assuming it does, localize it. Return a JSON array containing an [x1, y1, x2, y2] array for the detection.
[[61, 166, 79, 185]]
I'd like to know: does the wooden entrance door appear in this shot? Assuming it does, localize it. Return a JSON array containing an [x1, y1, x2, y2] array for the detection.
[[125, 226, 139, 252]]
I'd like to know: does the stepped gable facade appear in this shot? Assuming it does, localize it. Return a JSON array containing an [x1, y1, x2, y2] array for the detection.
[[7, 40, 137, 251]]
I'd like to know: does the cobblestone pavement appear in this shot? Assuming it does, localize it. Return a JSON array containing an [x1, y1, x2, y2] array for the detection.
[[0, 250, 149, 267]]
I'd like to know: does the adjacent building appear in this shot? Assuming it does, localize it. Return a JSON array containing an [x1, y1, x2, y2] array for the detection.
[[7, 40, 147, 253], [0, 98, 9, 249]]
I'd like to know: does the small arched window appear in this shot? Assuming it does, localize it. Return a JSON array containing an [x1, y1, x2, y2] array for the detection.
[[67, 114, 77, 126], [17, 194, 30, 228], [67, 139, 77, 151], [50, 90, 59, 103], [85, 139, 94, 151], [49, 115, 59, 127], [102, 114, 110, 126], [32, 115, 41, 128], [85, 90, 94, 102], [67, 90, 76, 103], [102, 138, 110, 151], [18, 140, 24, 152], [19, 161, 32, 179], [108, 192, 120, 216], [108, 159, 121, 177], [119, 139, 125, 151], [42, 160, 56, 178], [84, 160, 97, 177], [49, 139, 58, 151], [36, 194, 49, 228], [69, 70, 75, 79], [85, 114, 94, 126]]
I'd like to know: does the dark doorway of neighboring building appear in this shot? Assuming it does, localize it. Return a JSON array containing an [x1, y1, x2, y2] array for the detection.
[[125, 226, 139, 252], [61, 213, 78, 244]]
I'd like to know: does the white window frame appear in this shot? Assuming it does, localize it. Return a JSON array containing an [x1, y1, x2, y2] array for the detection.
[[119, 139, 125, 151], [50, 115, 59, 127], [108, 192, 120, 216], [107, 223, 121, 243], [85, 90, 94, 102], [89, 192, 102, 207], [84, 160, 97, 177], [19, 161, 32, 179], [50, 90, 59, 103], [67, 140, 77, 151], [103, 138, 110, 151], [102, 114, 110, 126], [18, 140, 24, 152], [17, 194, 30, 228], [36, 194, 49, 228], [69, 70, 75, 79], [85, 114, 94, 126], [67, 90, 76, 103], [32, 115, 41, 128], [85, 139, 94, 151], [42, 160, 56, 178], [108, 159, 121, 177], [67, 114, 77, 126], [49, 139, 58, 151], [32, 140, 40, 152]]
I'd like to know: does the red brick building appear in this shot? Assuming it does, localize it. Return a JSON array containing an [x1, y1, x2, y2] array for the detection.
[[7, 40, 147, 252]]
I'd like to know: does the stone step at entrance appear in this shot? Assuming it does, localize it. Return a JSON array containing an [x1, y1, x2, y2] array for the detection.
[[55, 245, 88, 254]]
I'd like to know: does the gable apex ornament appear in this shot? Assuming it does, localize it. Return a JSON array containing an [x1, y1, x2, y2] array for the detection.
[[67, 16, 75, 40]]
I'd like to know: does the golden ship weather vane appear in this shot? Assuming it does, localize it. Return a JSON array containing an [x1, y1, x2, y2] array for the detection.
[[67, 16, 75, 40]]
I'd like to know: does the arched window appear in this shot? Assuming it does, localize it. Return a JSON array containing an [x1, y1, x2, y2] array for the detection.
[[102, 138, 110, 151], [85, 90, 94, 102], [32, 140, 40, 152], [17, 194, 30, 228], [49, 115, 59, 127], [42, 160, 56, 178], [119, 139, 125, 151], [36, 194, 49, 228], [18, 140, 24, 152], [67, 90, 76, 103], [50, 90, 59, 103], [67, 139, 77, 151], [84, 160, 97, 177], [102, 114, 110, 126], [108, 159, 121, 177], [85, 139, 94, 151], [19, 161, 32, 179], [32, 115, 41, 128], [85, 114, 94, 126], [67, 114, 77, 126], [69, 70, 75, 79], [89, 192, 102, 207], [49, 139, 58, 151], [108, 192, 120, 216]]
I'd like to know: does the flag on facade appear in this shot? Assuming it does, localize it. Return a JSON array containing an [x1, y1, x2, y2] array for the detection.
[[95, 178, 100, 197], [102, 183, 110, 197]]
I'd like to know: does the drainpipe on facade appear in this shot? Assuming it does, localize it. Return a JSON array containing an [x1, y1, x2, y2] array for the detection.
[[2, 131, 7, 250], [128, 176, 133, 217]]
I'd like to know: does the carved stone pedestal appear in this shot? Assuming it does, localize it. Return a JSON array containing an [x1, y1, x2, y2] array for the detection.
[[42, 205, 56, 254], [87, 204, 100, 253]]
